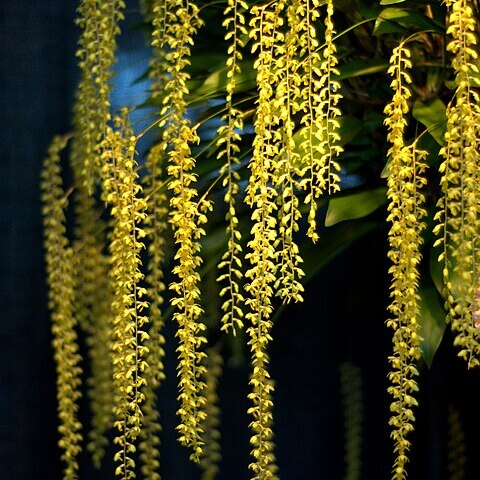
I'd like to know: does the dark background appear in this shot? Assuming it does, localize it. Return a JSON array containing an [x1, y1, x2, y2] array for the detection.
[[2, 1, 480, 479]]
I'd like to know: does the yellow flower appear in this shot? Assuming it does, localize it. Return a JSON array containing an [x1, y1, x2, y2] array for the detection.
[[384, 41, 427, 480], [101, 112, 149, 480], [297, 0, 343, 242], [244, 3, 285, 477], [75, 0, 125, 192], [41, 135, 83, 480], [160, 0, 209, 460], [216, 0, 249, 335], [434, 0, 480, 368]]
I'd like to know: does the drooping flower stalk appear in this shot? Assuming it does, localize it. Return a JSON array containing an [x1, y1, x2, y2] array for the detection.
[[41, 135, 83, 480], [244, 3, 285, 477], [100, 112, 149, 480], [434, 0, 480, 368], [137, 1, 172, 475], [160, 0, 210, 460], [384, 42, 428, 480], [298, 0, 343, 242], [199, 347, 223, 480], [75, 0, 125, 192], [216, 0, 249, 335], [272, 0, 305, 303]]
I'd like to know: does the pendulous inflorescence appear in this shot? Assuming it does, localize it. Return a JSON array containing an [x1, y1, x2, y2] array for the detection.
[[216, 0, 249, 336], [434, 0, 480, 368], [75, 0, 125, 192], [244, 2, 285, 477], [101, 112, 150, 479], [384, 41, 428, 480], [137, 1, 172, 474], [41, 135, 83, 480], [160, 0, 210, 460], [271, 0, 305, 304], [40, 1, 480, 479], [298, 0, 343, 242]]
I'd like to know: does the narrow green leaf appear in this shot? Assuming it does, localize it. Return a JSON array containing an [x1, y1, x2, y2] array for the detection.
[[373, 8, 443, 36], [336, 59, 388, 80], [380, 0, 406, 5], [189, 61, 256, 100], [325, 187, 387, 227], [419, 285, 446, 367], [412, 98, 447, 146]]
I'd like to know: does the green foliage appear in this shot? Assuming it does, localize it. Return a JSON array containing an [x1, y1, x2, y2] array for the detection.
[[325, 187, 387, 227], [418, 286, 447, 368]]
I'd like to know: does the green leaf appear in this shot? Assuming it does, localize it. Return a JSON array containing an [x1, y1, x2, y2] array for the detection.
[[429, 243, 443, 295], [380, 0, 406, 5], [189, 61, 256, 101], [325, 187, 387, 227], [412, 98, 447, 146], [419, 285, 446, 367], [429, 241, 464, 303], [336, 59, 388, 80], [373, 8, 443, 35]]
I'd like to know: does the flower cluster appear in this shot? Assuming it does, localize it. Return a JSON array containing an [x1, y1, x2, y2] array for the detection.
[[270, 0, 304, 304], [216, 0, 249, 335], [137, 2, 173, 472], [75, 0, 125, 192], [297, 0, 343, 242], [384, 42, 427, 480], [70, 140, 115, 468], [199, 347, 223, 480], [101, 113, 149, 479], [160, 0, 210, 460], [434, 0, 480, 368], [41, 135, 83, 480], [244, 4, 285, 477]]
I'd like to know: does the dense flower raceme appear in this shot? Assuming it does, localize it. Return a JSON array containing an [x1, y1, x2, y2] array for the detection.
[[216, 0, 249, 336], [41, 135, 83, 480], [384, 41, 428, 480], [100, 113, 150, 480], [434, 0, 480, 368], [40, 2, 480, 480], [75, 0, 125, 193]]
